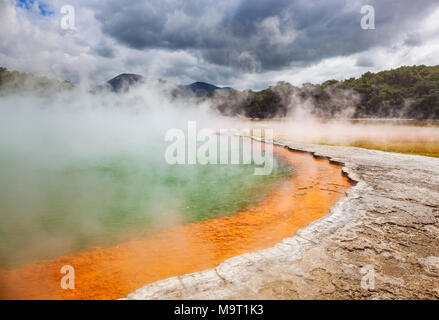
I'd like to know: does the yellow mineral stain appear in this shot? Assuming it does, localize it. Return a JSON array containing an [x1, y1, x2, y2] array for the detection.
[[0, 146, 351, 300]]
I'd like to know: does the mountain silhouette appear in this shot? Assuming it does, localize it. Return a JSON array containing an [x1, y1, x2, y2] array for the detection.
[[179, 81, 233, 96]]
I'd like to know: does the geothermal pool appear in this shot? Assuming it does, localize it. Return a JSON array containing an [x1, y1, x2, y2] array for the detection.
[[0, 145, 350, 299], [0, 139, 291, 268], [0, 97, 359, 300]]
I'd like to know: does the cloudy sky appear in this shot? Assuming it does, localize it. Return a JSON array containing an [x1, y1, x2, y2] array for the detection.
[[1, 0, 439, 89]]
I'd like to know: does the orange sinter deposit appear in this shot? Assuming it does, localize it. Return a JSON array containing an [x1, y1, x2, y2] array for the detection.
[[0, 146, 351, 300]]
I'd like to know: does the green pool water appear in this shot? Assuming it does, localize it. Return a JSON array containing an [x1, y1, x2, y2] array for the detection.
[[0, 137, 292, 268]]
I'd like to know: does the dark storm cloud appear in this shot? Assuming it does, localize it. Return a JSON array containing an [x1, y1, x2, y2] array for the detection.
[[91, 0, 437, 72], [404, 33, 424, 47], [93, 41, 115, 58]]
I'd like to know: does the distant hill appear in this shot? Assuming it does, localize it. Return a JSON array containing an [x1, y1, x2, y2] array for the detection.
[[107, 73, 145, 92], [95, 75, 233, 96], [178, 81, 234, 97], [333, 65, 439, 119], [94, 73, 146, 93], [213, 65, 439, 120]]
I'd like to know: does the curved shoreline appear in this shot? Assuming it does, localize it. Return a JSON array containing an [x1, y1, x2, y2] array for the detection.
[[0, 145, 350, 300], [125, 141, 439, 300]]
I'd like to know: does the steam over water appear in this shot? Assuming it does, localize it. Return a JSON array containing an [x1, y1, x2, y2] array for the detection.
[[0, 87, 291, 268], [2, 82, 438, 270]]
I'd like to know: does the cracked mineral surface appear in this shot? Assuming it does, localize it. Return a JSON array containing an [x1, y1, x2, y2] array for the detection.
[[126, 142, 439, 300]]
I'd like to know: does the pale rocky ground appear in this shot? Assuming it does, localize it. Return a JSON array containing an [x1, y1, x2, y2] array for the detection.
[[125, 142, 439, 300]]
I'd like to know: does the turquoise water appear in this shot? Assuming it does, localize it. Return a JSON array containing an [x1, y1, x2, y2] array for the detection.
[[0, 137, 292, 268]]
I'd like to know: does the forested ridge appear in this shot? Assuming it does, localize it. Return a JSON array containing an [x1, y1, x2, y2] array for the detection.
[[2, 65, 438, 120], [213, 65, 439, 120]]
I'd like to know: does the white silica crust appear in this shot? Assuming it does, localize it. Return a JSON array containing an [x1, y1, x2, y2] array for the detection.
[[125, 142, 439, 300]]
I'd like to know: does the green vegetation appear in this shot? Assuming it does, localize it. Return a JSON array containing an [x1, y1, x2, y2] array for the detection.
[[213, 65, 439, 120], [0, 67, 73, 95], [337, 65, 439, 119]]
